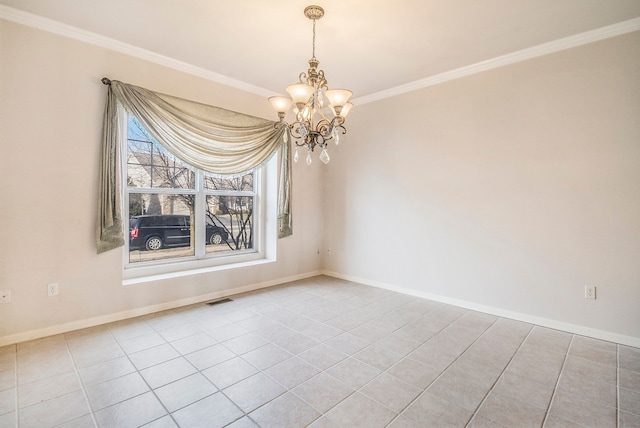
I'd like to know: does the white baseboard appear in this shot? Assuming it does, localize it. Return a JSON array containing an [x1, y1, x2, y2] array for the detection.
[[0, 270, 321, 347], [322, 270, 640, 348]]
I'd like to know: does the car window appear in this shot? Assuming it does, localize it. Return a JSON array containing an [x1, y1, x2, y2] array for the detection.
[[146, 217, 162, 226], [163, 216, 182, 227]]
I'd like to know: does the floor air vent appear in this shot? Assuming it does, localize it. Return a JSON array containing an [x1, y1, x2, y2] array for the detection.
[[206, 298, 233, 306]]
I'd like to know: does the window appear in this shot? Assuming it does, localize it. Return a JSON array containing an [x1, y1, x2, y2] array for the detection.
[[123, 115, 273, 281]]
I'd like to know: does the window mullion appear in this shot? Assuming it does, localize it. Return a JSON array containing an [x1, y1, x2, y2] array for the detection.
[[127, 187, 197, 195], [205, 190, 256, 197], [194, 171, 205, 258]]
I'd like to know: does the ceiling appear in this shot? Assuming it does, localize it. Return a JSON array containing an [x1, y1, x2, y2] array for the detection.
[[2, 0, 640, 103]]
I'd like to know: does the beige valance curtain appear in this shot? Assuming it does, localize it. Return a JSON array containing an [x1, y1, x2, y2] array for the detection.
[[97, 79, 292, 254]]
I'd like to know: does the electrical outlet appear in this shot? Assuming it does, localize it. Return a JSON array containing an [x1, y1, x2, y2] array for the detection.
[[585, 286, 596, 300], [48, 283, 58, 297], [0, 289, 10, 303]]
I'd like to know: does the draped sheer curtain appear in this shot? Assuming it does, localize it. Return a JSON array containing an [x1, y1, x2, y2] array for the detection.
[[97, 79, 291, 254]]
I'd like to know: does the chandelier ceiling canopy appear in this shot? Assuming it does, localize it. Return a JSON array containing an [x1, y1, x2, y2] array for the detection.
[[269, 5, 353, 165]]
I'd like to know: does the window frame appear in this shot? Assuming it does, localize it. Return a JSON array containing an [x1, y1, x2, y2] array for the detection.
[[120, 111, 277, 285]]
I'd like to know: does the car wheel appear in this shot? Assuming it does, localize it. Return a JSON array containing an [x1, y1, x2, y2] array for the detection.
[[209, 233, 223, 245], [145, 236, 163, 251]]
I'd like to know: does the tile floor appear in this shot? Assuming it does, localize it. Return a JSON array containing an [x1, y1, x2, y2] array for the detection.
[[1, 276, 639, 427]]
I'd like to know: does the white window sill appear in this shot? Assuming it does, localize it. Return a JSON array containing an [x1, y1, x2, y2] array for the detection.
[[122, 255, 275, 286]]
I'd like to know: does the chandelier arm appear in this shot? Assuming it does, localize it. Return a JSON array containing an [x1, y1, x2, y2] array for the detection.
[[317, 70, 327, 90], [289, 124, 313, 148], [314, 132, 326, 148], [316, 102, 333, 124], [290, 121, 307, 139], [315, 118, 333, 139], [329, 116, 347, 134], [324, 117, 343, 137]]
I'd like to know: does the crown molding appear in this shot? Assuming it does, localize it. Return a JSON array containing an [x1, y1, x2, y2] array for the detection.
[[0, 4, 277, 98], [353, 17, 640, 105], [2, 5, 638, 104]]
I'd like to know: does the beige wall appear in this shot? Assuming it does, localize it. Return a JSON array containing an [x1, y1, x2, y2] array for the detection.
[[0, 20, 324, 341], [323, 32, 640, 343]]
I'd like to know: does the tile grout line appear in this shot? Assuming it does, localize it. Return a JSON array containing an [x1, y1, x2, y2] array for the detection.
[[297, 295, 441, 425], [385, 311, 501, 427], [237, 289, 427, 425], [278, 344, 356, 421], [214, 343, 287, 424], [145, 307, 251, 427], [63, 334, 99, 428], [12, 348, 18, 428], [156, 305, 254, 410], [221, 288, 357, 423], [144, 299, 257, 424], [106, 319, 182, 427], [540, 333, 575, 428], [191, 299, 299, 426], [249, 290, 368, 423], [616, 343, 619, 428], [381, 307, 472, 426], [250, 289, 365, 424], [463, 321, 537, 427]]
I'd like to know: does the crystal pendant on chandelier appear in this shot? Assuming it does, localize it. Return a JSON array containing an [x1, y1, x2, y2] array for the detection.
[[332, 127, 340, 145], [293, 147, 299, 163], [319, 148, 330, 164], [306, 151, 313, 166]]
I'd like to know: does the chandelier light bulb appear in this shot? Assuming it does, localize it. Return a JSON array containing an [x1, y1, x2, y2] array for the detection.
[[286, 83, 315, 104], [339, 102, 353, 118], [325, 89, 352, 108], [268, 96, 293, 114], [329, 102, 353, 118]]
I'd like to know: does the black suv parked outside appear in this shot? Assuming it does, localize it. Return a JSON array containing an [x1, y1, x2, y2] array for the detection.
[[129, 215, 228, 251]]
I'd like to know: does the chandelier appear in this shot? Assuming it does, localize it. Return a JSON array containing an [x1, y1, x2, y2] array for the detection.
[[269, 5, 353, 165]]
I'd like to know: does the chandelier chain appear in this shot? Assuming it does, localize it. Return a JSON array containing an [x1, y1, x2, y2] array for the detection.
[[312, 18, 317, 59]]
